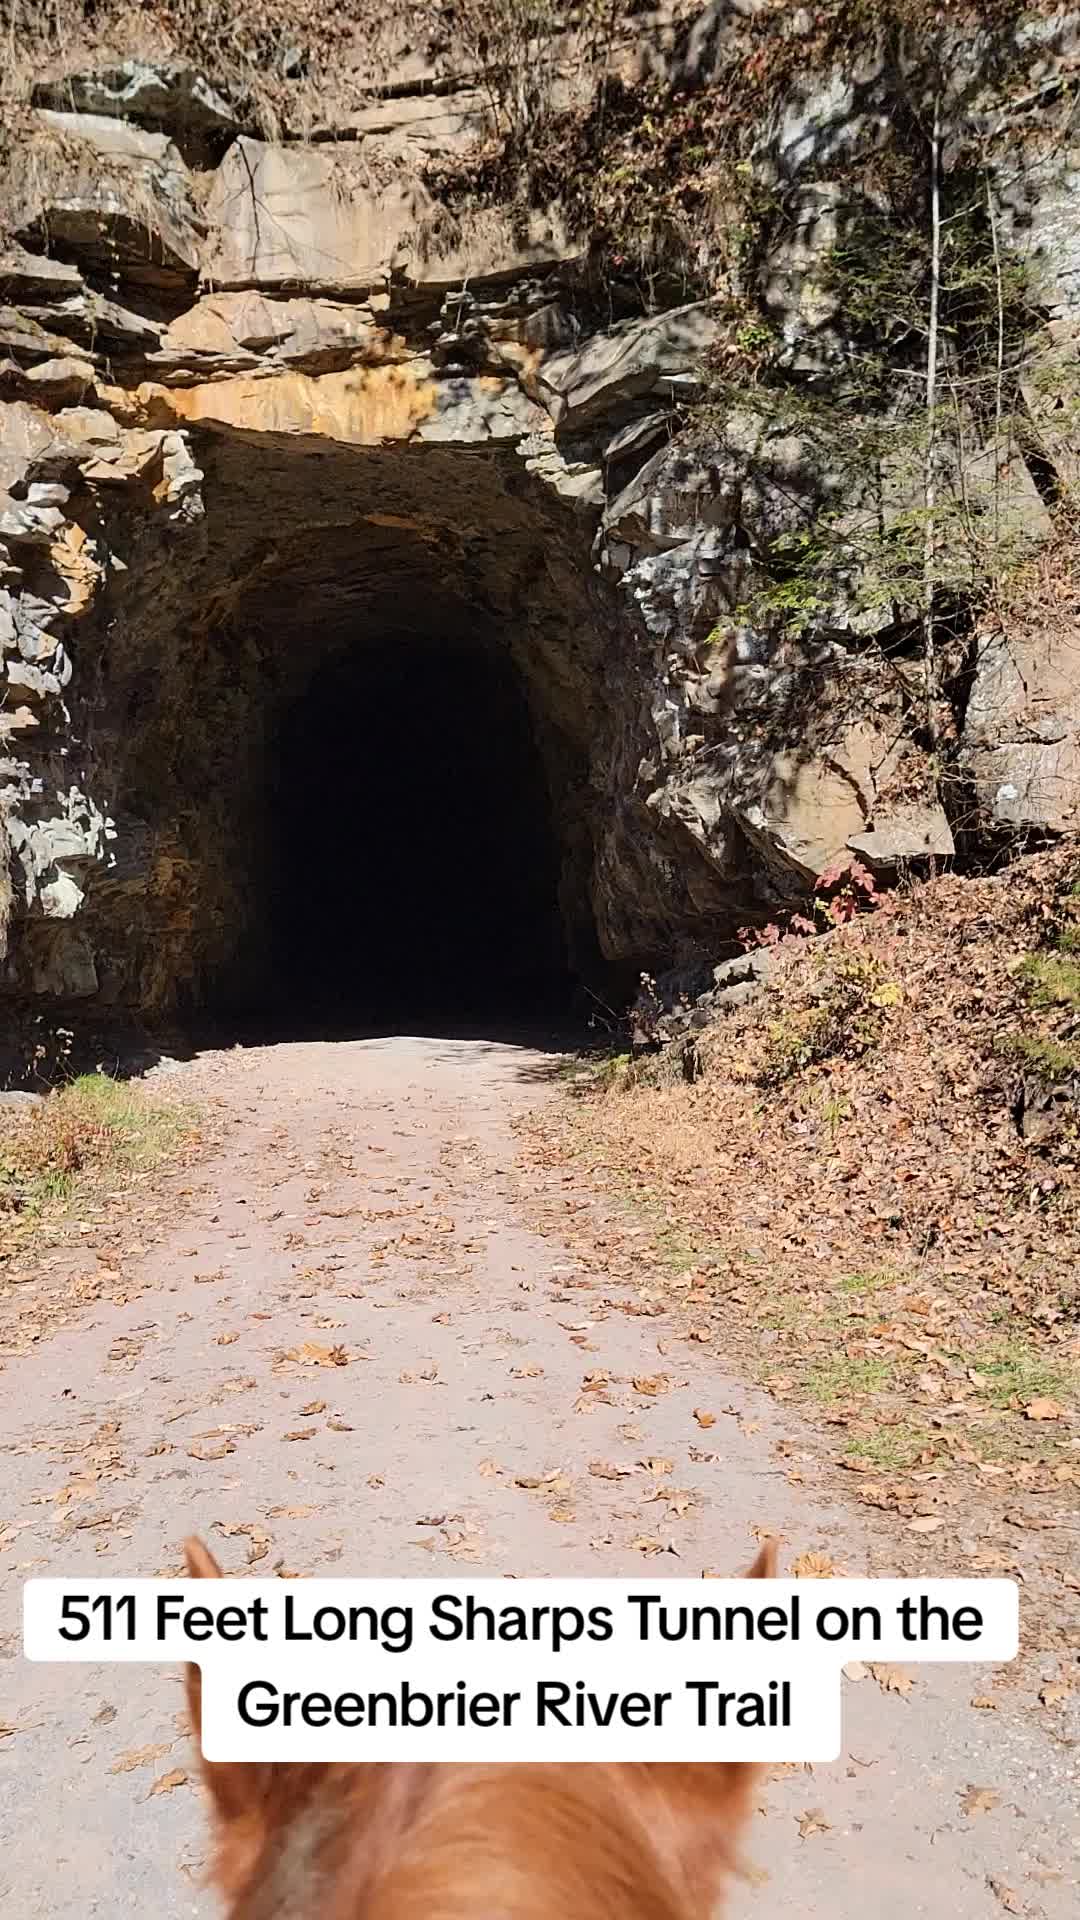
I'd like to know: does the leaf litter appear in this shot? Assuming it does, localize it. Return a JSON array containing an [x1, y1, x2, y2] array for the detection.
[[522, 848, 1080, 1663]]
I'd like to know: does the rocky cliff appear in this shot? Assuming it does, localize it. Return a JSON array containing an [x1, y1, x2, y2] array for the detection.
[[2, 1, 1079, 1029]]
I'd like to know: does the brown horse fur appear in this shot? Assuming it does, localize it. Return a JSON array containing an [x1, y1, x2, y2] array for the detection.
[[183, 1535, 778, 1920]]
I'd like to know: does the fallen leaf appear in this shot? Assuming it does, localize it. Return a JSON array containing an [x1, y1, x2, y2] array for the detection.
[[797, 1808, 831, 1839], [285, 1343, 349, 1368], [692, 1408, 717, 1429], [868, 1664, 915, 1696], [958, 1785, 1000, 1816], [970, 1695, 998, 1710], [283, 1428, 317, 1442], [589, 1460, 635, 1481], [300, 1400, 327, 1416], [988, 1880, 1022, 1913], [186, 1440, 235, 1462], [633, 1375, 670, 1396], [1024, 1397, 1065, 1422], [1038, 1677, 1072, 1708], [791, 1551, 836, 1578], [110, 1743, 170, 1774], [147, 1768, 188, 1797]]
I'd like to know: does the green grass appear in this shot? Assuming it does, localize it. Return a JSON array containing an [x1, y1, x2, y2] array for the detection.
[[961, 1340, 1075, 1410], [843, 1424, 932, 1469], [652, 1219, 703, 1275], [804, 1355, 894, 1403], [837, 1268, 901, 1295], [1020, 949, 1080, 1011], [0, 1073, 192, 1233]]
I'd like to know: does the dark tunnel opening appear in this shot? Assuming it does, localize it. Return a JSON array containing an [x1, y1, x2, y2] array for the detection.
[[253, 633, 575, 1030]]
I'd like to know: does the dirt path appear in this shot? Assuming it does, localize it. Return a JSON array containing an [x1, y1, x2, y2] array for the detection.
[[1, 1035, 1076, 1918]]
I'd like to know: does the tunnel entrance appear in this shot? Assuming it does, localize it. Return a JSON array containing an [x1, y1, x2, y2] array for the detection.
[[255, 632, 572, 1028], [58, 432, 626, 1038]]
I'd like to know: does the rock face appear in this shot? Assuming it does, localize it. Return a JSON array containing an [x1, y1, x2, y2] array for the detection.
[[1, 7, 1079, 1026]]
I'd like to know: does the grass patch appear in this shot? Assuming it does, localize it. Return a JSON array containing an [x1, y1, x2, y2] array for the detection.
[[844, 1424, 933, 1469], [0, 1073, 193, 1241], [837, 1268, 902, 1294], [1019, 949, 1080, 1011], [757, 957, 889, 1086], [962, 1339, 1076, 1410], [998, 1031, 1080, 1077], [652, 1219, 702, 1275], [804, 1355, 895, 1403]]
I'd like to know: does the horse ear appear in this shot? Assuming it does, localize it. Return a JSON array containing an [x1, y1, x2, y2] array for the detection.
[[184, 1536, 223, 1580], [182, 1539, 221, 1747], [181, 1538, 265, 1824], [743, 1536, 779, 1579]]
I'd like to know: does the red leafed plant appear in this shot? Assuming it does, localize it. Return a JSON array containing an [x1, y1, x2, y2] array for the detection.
[[815, 857, 878, 925], [741, 858, 880, 949]]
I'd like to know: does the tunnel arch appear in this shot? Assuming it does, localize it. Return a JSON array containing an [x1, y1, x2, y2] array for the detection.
[[74, 427, 624, 1028]]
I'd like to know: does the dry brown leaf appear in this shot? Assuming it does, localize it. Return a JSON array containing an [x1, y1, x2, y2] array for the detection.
[[868, 1664, 915, 1696], [790, 1551, 836, 1578], [797, 1808, 831, 1839], [639, 1456, 674, 1475], [988, 1880, 1022, 1914], [286, 1342, 349, 1368], [692, 1408, 717, 1429], [970, 1695, 998, 1710], [958, 1785, 1001, 1816], [300, 1400, 327, 1416], [633, 1374, 670, 1396], [147, 1768, 188, 1798], [110, 1743, 170, 1774], [283, 1428, 317, 1442], [187, 1440, 235, 1462], [215, 1332, 239, 1346], [588, 1461, 635, 1481], [1038, 1677, 1072, 1708], [1024, 1397, 1065, 1421], [214, 1521, 273, 1567]]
